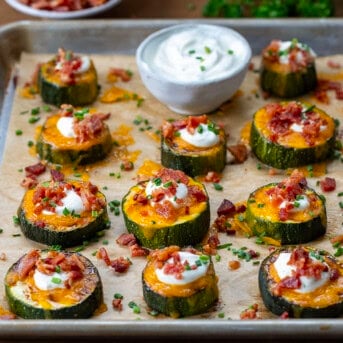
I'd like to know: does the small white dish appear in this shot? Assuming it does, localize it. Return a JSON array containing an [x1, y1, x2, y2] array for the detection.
[[136, 23, 252, 115], [5, 0, 121, 19]]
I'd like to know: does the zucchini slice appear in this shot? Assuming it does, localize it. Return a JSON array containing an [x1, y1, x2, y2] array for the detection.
[[250, 101, 336, 169], [5, 249, 103, 319], [122, 167, 210, 249], [142, 246, 219, 317], [260, 39, 317, 98], [18, 179, 110, 247], [245, 170, 326, 245], [259, 246, 343, 318], [36, 106, 112, 165], [38, 48, 99, 107], [161, 115, 227, 177]]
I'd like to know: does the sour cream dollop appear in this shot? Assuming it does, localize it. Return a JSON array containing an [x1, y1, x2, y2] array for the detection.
[[55, 55, 91, 74], [57, 116, 76, 138], [278, 41, 316, 65], [146, 25, 251, 83], [33, 269, 69, 291], [179, 123, 219, 148], [273, 252, 329, 293], [155, 251, 209, 285], [43, 189, 85, 216], [279, 195, 310, 213]]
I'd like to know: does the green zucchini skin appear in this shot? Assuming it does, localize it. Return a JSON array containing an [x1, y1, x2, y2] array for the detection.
[[17, 205, 110, 248], [250, 113, 336, 170], [5, 252, 103, 319], [122, 195, 210, 249], [142, 260, 218, 318], [38, 65, 99, 107], [36, 130, 113, 165], [245, 184, 326, 245], [259, 248, 343, 318], [161, 133, 227, 177], [260, 64, 317, 98]]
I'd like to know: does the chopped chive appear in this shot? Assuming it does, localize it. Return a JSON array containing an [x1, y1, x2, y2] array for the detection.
[[31, 107, 40, 115], [15, 129, 23, 136], [51, 277, 62, 284], [13, 216, 20, 225], [114, 293, 123, 299], [217, 243, 232, 250], [213, 183, 223, 191], [227, 49, 234, 55], [218, 312, 225, 318], [91, 210, 98, 218], [20, 110, 29, 115], [163, 181, 173, 188], [12, 233, 21, 237], [204, 46, 212, 54], [200, 65, 206, 72], [62, 208, 70, 216], [27, 140, 34, 147], [253, 261, 260, 265], [148, 310, 159, 316], [55, 265, 61, 273], [102, 240, 109, 245], [74, 246, 84, 252], [188, 49, 196, 55], [215, 254, 221, 262]]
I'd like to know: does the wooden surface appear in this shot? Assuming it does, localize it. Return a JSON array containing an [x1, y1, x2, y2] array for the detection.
[[1, 0, 342, 26]]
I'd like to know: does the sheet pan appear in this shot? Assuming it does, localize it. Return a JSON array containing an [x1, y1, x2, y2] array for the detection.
[[0, 19, 342, 340]]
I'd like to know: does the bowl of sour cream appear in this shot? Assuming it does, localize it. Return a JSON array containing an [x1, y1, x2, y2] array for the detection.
[[136, 23, 252, 115]]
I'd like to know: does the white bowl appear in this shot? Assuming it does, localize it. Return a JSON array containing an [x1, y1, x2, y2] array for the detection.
[[5, 0, 121, 19], [136, 24, 252, 115]]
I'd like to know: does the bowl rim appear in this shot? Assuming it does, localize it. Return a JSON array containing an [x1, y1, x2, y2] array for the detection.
[[136, 23, 252, 86], [5, 0, 121, 19]]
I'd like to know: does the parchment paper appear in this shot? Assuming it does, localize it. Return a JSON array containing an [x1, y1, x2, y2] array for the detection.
[[0, 53, 342, 320]]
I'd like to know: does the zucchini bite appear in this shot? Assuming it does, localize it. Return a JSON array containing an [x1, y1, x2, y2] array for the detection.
[[122, 167, 210, 249], [36, 105, 112, 165], [5, 249, 103, 319], [38, 48, 99, 107], [142, 246, 219, 318], [259, 246, 343, 318], [260, 39, 317, 98], [161, 115, 226, 177], [245, 170, 326, 245], [18, 178, 109, 247], [250, 101, 336, 169]]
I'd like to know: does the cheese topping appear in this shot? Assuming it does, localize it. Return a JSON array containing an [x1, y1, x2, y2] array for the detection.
[[155, 251, 209, 285], [145, 180, 188, 208], [179, 123, 220, 148], [273, 252, 330, 293], [57, 116, 76, 138], [33, 269, 69, 291]]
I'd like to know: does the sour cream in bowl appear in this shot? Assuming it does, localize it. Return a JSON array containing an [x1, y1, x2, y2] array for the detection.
[[136, 24, 252, 115]]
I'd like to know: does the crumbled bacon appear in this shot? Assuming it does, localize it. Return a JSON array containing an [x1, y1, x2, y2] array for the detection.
[[217, 199, 236, 216], [227, 144, 248, 164], [204, 171, 221, 183], [320, 177, 336, 192], [280, 311, 289, 319], [315, 79, 343, 103], [110, 257, 131, 273], [129, 244, 149, 257], [273, 247, 329, 296], [109, 68, 132, 82], [266, 170, 307, 221], [262, 40, 314, 72], [73, 112, 110, 143], [112, 298, 123, 311], [50, 169, 65, 182], [327, 60, 341, 69], [240, 303, 259, 320], [96, 247, 111, 266], [120, 160, 134, 171], [21, 162, 46, 189], [16, 249, 40, 280], [21, 176, 38, 189], [150, 246, 180, 269], [116, 233, 137, 247]]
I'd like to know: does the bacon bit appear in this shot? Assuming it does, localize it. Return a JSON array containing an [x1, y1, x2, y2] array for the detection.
[[108, 68, 132, 82], [22, 162, 46, 188], [280, 311, 289, 319], [112, 298, 123, 311], [204, 171, 221, 183], [116, 233, 137, 247], [96, 247, 111, 266], [0, 253, 7, 261], [129, 244, 149, 257], [330, 235, 343, 245], [50, 169, 65, 182], [228, 260, 241, 270], [120, 160, 134, 171], [327, 60, 341, 69], [217, 199, 236, 216], [320, 177, 336, 192], [267, 169, 307, 221], [21, 176, 38, 189], [133, 193, 149, 205], [240, 303, 259, 320], [74, 112, 110, 143], [315, 79, 343, 103], [268, 168, 278, 176], [227, 144, 248, 164], [187, 185, 208, 203], [111, 257, 131, 273], [17, 249, 40, 280], [329, 268, 340, 281], [150, 246, 180, 268], [249, 62, 255, 71], [154, 201, 177, 220]]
